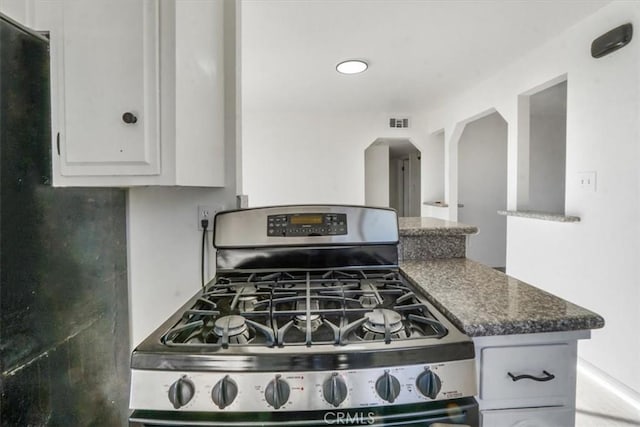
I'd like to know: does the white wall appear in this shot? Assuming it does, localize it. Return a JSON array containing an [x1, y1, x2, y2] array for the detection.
[[389, 158, 401, 212], [424, 1, 640, 394], [364, 143, 390, 207], [458, 112, 507, 268], [127, 187, 236, 347], [422, 131, 445, 203], [408, 152, 421, 216], [241, 111, 426, 207], [421, 131, 449, 220]]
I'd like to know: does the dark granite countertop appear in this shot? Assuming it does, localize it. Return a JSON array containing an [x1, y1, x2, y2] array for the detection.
[[400, 258, 604, 337], [398, 217, 478, 236]]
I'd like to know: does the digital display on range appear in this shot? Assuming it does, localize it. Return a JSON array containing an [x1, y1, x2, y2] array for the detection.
[[267, 213, 347, 237], [290, 215, 323, 225]]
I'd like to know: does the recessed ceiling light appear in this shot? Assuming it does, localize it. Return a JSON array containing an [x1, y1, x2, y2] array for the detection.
[[336, 60, 368, 75]]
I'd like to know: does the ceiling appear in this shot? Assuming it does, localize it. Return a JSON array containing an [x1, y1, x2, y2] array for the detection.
[[241, 0, 611, 114]]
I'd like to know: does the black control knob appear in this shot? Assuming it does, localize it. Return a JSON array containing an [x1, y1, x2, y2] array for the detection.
[[168, 376, 195, 409], [211, 375, 238, 409], [416, 368, 442, 399], [264, 374, 290, 409], [322, 373, 348, 407], [122, 112, 138, 124], [375, 370, 401, 403]]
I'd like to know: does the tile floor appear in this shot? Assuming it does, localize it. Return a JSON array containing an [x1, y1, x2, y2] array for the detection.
[[575, 369, 640, 426]]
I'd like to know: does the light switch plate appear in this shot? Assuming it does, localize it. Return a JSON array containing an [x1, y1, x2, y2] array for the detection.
[[577, 171, 597, 192]]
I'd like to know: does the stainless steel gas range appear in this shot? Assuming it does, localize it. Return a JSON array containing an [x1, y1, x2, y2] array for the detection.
[[129, 205, 478, 426]]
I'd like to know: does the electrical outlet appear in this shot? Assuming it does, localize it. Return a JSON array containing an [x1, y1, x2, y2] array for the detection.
[[198, 205, 218, 230], [577, 171, 597, 192]]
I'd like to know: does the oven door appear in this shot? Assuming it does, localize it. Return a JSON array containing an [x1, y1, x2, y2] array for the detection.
[[130, 398, 478, 426]]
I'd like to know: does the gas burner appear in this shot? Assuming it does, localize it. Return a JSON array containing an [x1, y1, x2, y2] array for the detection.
[[235, 284, 259, 312], [358, 281, 383, 308], [294, 300, 322, 332], [213, 315, 251, 344], [238, 295, 258, 312], [359, 294, 379, 309], [361, 309, 408, 341]]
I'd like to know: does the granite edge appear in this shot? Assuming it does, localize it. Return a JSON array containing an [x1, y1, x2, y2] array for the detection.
[[399, 229, 477, 237], [398, 218, 479, 236], [400, 261, 605, 337], [459, 315, 606, 337], [497, 210, 581, 223]]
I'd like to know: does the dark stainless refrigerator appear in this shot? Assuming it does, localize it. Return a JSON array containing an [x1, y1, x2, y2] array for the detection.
[[1, 14, 130, 425]]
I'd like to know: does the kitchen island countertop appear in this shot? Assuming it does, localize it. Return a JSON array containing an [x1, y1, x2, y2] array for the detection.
[[398, 217, 478, 236], [400, 258, 604, 337]]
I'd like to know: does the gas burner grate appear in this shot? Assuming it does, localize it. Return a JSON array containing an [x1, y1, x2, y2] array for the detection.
[[161, 268, 448, 348]]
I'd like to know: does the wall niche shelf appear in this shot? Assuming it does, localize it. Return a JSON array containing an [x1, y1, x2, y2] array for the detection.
[[424, 201, 465, 208], [497, 210, 580, 223]]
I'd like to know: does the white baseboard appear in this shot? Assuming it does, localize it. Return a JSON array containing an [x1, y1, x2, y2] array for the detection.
[[578, 358, 640, 411]]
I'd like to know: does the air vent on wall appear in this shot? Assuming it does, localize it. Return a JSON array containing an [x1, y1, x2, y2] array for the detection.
[[389, 118, 410, 128]]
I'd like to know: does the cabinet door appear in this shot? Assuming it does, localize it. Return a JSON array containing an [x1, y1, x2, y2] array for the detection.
[[59, 0, 159, 176]]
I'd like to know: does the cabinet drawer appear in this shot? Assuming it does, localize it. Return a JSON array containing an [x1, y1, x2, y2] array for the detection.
[[480, 344, 570, 406], [481, 406, 573, 427]]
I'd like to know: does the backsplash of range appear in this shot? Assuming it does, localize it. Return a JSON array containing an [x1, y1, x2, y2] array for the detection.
[[129, 205, 478, 426]]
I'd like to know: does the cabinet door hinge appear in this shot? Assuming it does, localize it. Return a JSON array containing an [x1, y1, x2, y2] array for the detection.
[[56, 132, 60, 156]]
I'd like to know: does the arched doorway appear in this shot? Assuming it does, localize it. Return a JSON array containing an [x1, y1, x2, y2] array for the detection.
[[364, 138, 421, 217], [457, 112, 508, 268]]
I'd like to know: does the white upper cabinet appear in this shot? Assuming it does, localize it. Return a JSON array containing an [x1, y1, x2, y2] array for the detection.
[[34, 0, 228, 187], [59, 0, 160, 177]]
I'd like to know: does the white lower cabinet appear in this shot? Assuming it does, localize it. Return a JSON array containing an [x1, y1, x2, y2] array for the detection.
[[473, 331, 590, 427], [481, 406, 574, 427]]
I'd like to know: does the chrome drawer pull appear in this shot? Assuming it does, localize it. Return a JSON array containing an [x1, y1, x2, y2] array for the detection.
[[507, 370, 555, 382]]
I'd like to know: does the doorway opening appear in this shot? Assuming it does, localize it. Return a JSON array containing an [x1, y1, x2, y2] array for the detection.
[[457, 112, 508, 268], [517, 77, 568, 213], [423, 130, 445, 204], [364, 138, 421, 217]]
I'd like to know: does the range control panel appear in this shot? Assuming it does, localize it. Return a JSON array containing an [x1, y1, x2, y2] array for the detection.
[[129, 359, 477, 412], [267, 213, 347, 237]]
